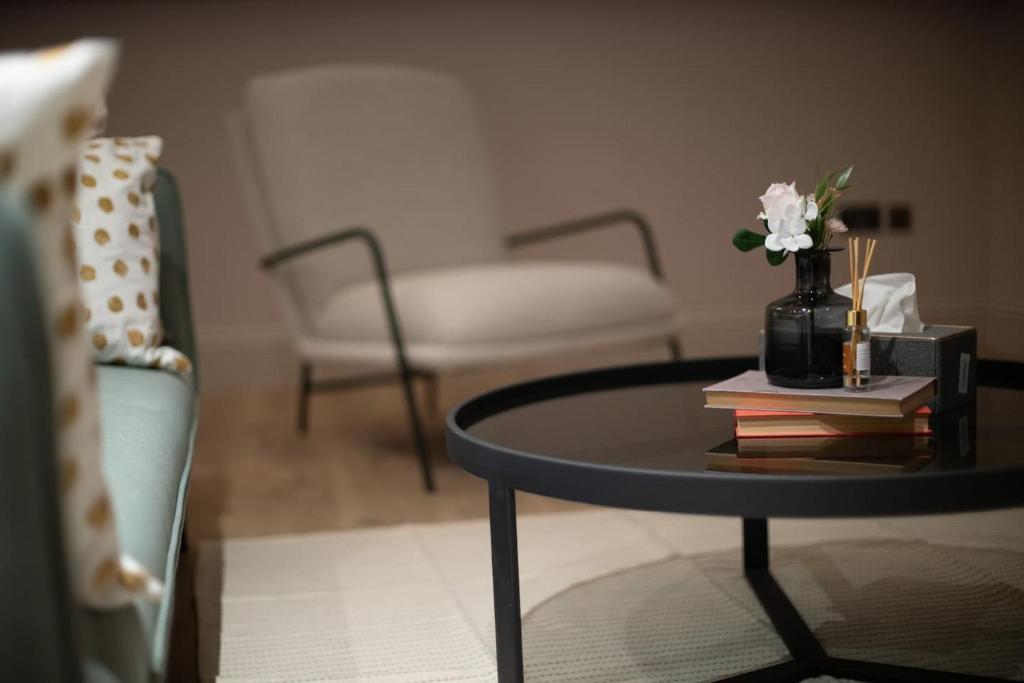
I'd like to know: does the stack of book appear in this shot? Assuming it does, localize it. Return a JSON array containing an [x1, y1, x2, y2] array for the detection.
[[702, 371, 937, 475]]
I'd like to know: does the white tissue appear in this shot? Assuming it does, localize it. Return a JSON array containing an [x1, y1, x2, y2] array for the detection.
[[835, 272, 925, 334]]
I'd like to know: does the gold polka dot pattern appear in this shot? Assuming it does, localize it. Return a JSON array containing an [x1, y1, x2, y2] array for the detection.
[[86, 496, 111, 528], [71, 135, 192, 379], [62, 107, 91, 139], [55, 305, 78, 338], [62, 166, 76, 196], [31, 180, 51, 211]]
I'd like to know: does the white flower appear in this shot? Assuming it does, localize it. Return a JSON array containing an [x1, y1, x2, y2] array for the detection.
[[826, 217, 848, 233], [805, 197, 818, 221], [757, 182, 818, 252]]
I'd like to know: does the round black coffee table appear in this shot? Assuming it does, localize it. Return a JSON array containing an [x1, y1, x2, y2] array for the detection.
[[446, 358, 1024, 683]]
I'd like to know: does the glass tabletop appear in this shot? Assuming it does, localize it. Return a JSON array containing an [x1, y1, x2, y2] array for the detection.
[[467, 382, 1024, 476], [447, 360, 1024, 516]]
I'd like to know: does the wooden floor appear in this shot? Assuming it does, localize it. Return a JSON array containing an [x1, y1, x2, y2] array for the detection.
[[186, 363, 601, 543]]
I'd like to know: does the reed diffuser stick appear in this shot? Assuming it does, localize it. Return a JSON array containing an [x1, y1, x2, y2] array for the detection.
[[845, 236, 879, 390], [861, 239, 877, 304], [848, 238, 855, 307], [852, 237, 860, 310]]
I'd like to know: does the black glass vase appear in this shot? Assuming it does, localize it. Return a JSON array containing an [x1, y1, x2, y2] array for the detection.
[[764, 249, 851, 388]]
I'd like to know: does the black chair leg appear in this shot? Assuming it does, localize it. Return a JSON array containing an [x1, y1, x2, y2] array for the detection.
[[667, 337, 683, 361], [297, 361, 312, 435], [399, 368, 435, 492]]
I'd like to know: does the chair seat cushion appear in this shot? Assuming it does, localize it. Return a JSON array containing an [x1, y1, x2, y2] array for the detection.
[[313, 260, 677, 346], [86, 365, 197, 679]]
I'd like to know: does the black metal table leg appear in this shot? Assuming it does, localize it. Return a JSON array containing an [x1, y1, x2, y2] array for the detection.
[[743, 517, 769, 573], [489, 483, 524, 683], [734, 518, 827, 682], [729, 518, 1008, 683]]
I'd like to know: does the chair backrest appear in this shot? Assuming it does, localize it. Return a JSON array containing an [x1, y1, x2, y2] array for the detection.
[[230, 64, 503, 318]]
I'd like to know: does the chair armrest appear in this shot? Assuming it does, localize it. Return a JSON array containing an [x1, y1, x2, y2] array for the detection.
[[504, 209, 666, 280], [259, 226, 414, 368], [261, 225, 383, 271]]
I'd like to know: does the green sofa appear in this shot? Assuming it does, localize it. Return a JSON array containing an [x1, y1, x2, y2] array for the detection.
[[0, 169, 199, 682]]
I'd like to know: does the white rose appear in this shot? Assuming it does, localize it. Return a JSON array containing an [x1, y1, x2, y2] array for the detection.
[[758, 182, 801, 222], [758, 182, 818, 253]]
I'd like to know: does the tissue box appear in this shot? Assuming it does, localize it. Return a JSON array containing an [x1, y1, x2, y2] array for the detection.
[[872, 325, 976, 412], [757, 325, 977, 412]]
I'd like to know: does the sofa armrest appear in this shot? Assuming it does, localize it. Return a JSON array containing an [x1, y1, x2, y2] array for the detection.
[[0, 197, 80, 682], [154, 168, 198, 383]]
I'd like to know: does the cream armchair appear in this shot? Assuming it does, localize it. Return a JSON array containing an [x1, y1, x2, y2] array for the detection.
[[229, 64, 682, 491]]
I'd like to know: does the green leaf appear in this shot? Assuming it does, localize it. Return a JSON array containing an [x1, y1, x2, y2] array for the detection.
[[815, 170, 838, 200], [807, 217, 823, 245], [835, 165, 854, 190], [766, 248, 788, 266], [762, 218, 770, 233], [732, 229, 766, 252]]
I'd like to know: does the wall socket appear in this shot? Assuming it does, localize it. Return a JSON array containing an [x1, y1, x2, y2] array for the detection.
[[838, 203, 912, 231], [839, 205, 881, 231], [889, 204, 912, 230]]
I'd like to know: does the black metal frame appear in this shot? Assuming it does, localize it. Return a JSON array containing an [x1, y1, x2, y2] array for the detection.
[[261, 226, 435, 491], [260, 210, 679, 492], [450, 359, 1024, 682]]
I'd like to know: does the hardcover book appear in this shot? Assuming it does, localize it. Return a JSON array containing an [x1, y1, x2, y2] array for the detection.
[[734, 407, 931, 438], [704, 371, 935, 417]]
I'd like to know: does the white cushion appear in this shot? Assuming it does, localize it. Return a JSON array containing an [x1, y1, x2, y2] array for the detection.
[[310, 260, 677, 366], [0, 40, 161, 608], [74, 136, 193, 375]]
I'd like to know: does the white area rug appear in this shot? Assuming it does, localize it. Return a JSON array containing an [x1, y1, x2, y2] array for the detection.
[[196, 508, 1024, 682]]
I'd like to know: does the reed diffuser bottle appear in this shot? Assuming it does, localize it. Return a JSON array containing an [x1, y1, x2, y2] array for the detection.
[[844, 237, 876, 391], [843, 309, 871, 390]]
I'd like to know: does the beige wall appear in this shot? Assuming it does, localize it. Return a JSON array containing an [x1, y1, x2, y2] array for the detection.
[[985, 2, 1024, 358], [3, 1, 1018, 390]]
